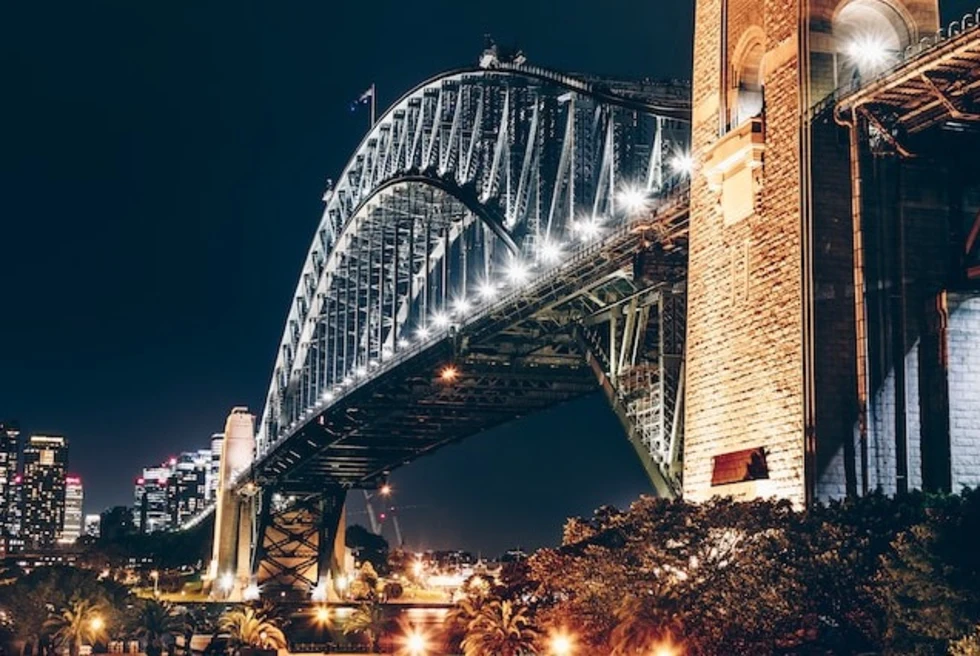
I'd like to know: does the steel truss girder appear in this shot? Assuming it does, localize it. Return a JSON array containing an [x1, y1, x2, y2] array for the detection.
[[576, 284, 686, 497], [242, 194, 690, 496], [257, 64, 690, 455]]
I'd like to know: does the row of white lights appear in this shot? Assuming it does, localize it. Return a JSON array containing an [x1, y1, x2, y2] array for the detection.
[[282, 157, 694, 435]]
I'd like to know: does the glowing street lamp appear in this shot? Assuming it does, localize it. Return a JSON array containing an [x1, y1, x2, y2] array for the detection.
[[314, 606, 331, 625], [505, 258, 531, 286], [538, 240, 564, 264], [150, 569, 160, 596], [477, 280, 498, 302], [669, 152, 695, 176], [573, 218, 602, 242], [846, 34, 893, 73], [89, 616, 105, 633], [650, 637, 685, 656], [403, 628, 429, 656], [617, 185, 649, 214], [453, 297, 472, 317], [549, 631, 576, 656], [380, 482, 393, 497], [440, 365, 459, 383], [432, 311, 452, 329], [416, 326, 431, 341]]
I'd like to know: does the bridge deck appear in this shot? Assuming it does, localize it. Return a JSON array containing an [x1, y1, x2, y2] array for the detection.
[[242, 192, 689, 492]]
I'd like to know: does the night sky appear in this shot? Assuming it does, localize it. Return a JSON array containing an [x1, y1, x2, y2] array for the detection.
[[4, 0, 975, 556]]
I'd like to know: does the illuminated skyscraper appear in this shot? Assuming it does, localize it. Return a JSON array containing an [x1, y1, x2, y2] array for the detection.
[[21, 435, 68, 549], [0, 422, 20, 555], [59, 476, 83, 544], [208, 433, 224, 502], [134, 464, 171, 533]]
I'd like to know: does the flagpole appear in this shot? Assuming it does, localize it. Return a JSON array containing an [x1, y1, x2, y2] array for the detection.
[[370, 83, 376, 128]]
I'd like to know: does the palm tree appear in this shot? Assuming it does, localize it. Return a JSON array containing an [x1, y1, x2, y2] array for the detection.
[[43, 598, 106, 656], [460, 599, 539, 656], [343, 602, 386, 653], [218, 607, 286, 653], [132, 600, 187, 656]]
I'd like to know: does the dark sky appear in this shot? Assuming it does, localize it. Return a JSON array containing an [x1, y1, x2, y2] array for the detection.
[[3, 0, 975, 555]]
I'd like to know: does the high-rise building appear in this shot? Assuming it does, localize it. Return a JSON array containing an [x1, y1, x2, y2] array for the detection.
[[21, 435, 68, 549], [83, 513, 101, 538], [58, 476, 83, 544], [167, 451, 208, 526], [0, 422, 20, 555], [134, 464, 171, 533], [208, 433, 224, 503]]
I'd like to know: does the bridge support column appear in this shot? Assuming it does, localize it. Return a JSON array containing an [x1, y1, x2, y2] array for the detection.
[[252, 487, 347, 600], [206, 407, 255, 601]]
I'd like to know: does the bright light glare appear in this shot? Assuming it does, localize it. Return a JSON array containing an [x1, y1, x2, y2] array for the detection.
[[322, 391, 335, 402], [505, 259, 530, 285], [549, 632, 575, 656], [538, 240, 563, 264], [477, 280, 498, 301], [670, 152, 695, 176], [453, 297, 472, 316], [219, 572, 234, 592], [573, 219, 602, 242], [243, 583, 260, 601], [380, 483, 393, 496], [416, 327, 431, 341], [440, 366, 459, 383], [617, 185, 649, 214], [397, 338, 410, 349], [335, 574, 349, 591], [89, 617, 105, 632], [432, 312, 452, 329], [846, 34, 892, 71], [651, 638, 685, 656], [314, 606, 331, 623], [405, 630, 428, 655]]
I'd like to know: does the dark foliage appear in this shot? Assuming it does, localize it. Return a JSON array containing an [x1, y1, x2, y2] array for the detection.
[[510, 489, 980, 656]]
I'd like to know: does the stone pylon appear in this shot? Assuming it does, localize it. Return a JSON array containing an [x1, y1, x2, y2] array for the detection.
[[206, 407, 255, 600]]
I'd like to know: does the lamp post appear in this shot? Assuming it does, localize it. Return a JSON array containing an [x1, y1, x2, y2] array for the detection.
[[150, 570, 159, 597]]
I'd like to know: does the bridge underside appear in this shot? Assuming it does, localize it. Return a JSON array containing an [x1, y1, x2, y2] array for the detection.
[[248, 198, 689, 494], [237, 196, 688, 597]]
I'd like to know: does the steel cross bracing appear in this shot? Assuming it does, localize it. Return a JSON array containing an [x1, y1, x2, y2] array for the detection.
[[257, 63, 690, 464], [243, 186, 690, 500]]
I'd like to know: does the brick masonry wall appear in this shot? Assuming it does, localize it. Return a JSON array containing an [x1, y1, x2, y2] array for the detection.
[[947, 293, 980, 488], [685, 0, 806, 505], [684, 0, 949, 504]]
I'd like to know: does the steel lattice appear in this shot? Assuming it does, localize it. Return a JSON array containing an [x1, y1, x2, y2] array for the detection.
[[256, 63, 690, 462]]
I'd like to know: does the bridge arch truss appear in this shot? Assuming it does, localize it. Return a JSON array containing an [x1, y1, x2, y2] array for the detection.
[[258, 65, 691, 457]]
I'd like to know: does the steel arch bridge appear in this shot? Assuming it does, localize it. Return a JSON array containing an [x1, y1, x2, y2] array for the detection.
[[213, 61, 692, 599]]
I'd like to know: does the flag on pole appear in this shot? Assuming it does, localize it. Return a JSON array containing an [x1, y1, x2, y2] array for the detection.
[[350, 85, 374, 112]]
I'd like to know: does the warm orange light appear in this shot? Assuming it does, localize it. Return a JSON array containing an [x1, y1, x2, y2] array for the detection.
[[549, 631, 576, 655], [315, 606, 331, 624], [401, 627, 429, 655], [650, 637, 684, 656], [440, 366, 459, 382], [380, 483, 392, 496], [89, 616, 105, 632]]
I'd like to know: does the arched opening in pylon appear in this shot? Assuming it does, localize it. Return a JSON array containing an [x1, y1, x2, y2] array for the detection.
[[834, 0, 914, 82], [732, 34, 765, 128]]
